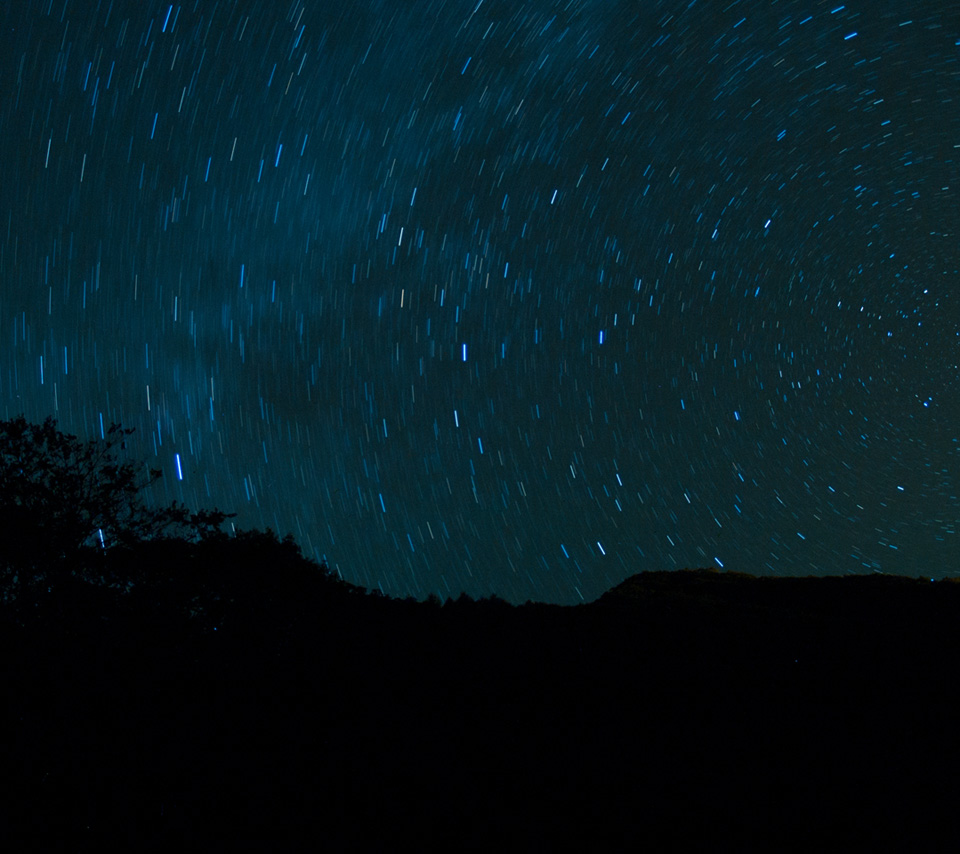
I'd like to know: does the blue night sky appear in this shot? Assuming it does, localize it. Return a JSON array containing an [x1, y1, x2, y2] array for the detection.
[[1, 0, 958, 604]]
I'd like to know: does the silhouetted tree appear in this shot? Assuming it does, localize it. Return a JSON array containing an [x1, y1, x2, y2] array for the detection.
[[0, 415, 232, 590]]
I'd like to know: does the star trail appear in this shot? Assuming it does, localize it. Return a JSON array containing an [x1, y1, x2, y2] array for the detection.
[[1, 0, 958, 604]]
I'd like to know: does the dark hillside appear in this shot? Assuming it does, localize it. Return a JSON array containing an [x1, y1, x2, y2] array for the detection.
[[3, 544, 960, 844]]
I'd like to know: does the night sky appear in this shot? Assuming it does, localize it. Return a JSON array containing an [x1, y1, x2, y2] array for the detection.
[[1, 0, 958, 605]]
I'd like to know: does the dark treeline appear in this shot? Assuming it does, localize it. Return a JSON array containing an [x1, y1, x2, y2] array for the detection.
[[2, 417, 959, 843], [5, 541, 960, 844]]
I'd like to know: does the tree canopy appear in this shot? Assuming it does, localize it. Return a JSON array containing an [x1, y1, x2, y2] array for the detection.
[[0, 415, 231, 583]]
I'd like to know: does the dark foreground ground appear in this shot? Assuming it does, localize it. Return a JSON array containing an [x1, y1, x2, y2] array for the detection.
[[3, 543, 960, 845]]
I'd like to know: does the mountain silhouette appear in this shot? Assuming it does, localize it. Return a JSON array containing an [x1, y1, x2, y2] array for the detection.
[[3, 541, 959, 845], [1, 417, 957, 845]]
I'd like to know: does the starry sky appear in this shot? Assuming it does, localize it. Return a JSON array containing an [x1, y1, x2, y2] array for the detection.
[[1, 0, 958, 605]]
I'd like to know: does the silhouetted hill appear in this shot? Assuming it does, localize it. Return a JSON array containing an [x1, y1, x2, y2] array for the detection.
[[597, 568, 960, 674], [3, 544, 960, 845]]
